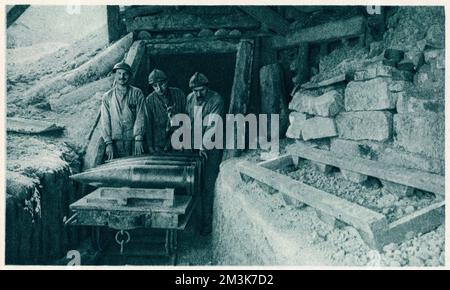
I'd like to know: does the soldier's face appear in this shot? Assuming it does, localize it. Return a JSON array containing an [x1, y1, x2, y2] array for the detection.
[[115, 69, 131, 86], [193, 86, 207, 99], [152, 81, 168, 96]]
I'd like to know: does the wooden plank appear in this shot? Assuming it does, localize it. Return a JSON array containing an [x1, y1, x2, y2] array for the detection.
[[99, 187, 174, 201], [7, 5, 30, 28], [272, 16, 366, 49], [239, 6, 290, 36], [152, 212, 179, 229], [177, 198, 198, 230], [375, 201, 445, 248], [143, 37, 239, 45], [293, 6, 324, 14], [123, 6, 164, 20], [70, 191, 191, 214], [127, 13, 260, 32], [86, 197, 173, 207], [106, 6, 125, 43], [146, 40, 238, 55], [223, 40, 254, 160], [97, 187, 174, 207], [7, 117, 65, 134], [124, 40, 146, 78], [301, 73, 347, 89], [238, 161, 388, 236], [287, 143, 445, 196], [259, 63, 289, 136], [292, 43, 309, 86], [257, 154, 294, 170]]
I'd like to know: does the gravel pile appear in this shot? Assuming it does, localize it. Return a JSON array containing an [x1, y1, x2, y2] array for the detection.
[[380, 225, 444, 267]]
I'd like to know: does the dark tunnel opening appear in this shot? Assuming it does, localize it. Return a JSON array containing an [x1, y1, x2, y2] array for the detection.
[[146, 52, 237, 111]]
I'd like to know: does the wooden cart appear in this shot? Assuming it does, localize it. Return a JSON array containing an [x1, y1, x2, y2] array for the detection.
[[65, 187, 197, 265]]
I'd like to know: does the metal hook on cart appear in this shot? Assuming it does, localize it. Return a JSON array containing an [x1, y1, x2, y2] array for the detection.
[[115, 230, 131, 255]]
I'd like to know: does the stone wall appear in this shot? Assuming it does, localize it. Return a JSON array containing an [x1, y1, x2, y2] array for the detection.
[[285, 7, 445, 182]]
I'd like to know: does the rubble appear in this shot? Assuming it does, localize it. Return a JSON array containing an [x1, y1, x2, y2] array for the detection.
[[290, 89, 343, 117]]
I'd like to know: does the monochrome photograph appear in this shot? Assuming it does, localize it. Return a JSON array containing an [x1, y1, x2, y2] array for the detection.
[[4, 4, 446, 268]]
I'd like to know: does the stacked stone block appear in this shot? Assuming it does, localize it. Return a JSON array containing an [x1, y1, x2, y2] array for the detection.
[[285, 23, 444, 192]]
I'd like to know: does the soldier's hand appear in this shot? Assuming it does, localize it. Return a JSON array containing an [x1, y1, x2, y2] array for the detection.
[[135, 140, 144, 156], [106, 144, 114, 160]]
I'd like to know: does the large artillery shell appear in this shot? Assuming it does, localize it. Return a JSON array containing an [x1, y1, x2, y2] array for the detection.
[[104, 152, 204, 165], [87, 159, 203, 193], [70, 164, 196, 193]]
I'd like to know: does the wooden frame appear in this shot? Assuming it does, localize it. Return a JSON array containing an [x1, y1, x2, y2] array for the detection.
[[146, 39, 239, 55], [144, 37, 255, 160], [287, 143, 445, 196], [238, 152, 445, 250], [270, 16, 366, 49], [69, 190, 195, 230]]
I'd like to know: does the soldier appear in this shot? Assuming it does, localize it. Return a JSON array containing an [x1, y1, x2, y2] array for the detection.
[[186, 72, 225, 235], [145, 69, 186, 152], [101, 62, 145, 161]]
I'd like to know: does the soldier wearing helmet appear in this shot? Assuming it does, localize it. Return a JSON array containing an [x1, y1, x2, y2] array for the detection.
[[186, 72, 224, 235], [100, 62, 146, 161], [145, 68, 186, 152]]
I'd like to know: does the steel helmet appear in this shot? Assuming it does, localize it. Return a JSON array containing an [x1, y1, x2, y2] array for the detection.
[[189, 72, 208, 88], [148, 69, 168, 85], [112, 62, 132, 74]]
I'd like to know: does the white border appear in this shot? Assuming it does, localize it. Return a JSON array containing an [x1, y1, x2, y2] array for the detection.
[[0, 0, 448, 270]]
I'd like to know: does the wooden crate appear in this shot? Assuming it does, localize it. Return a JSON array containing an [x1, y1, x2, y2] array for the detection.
[[68, 188, 195, 230], [93, 187, 175, 207]]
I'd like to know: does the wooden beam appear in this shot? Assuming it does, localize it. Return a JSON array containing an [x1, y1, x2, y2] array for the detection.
[[239, 6, 290, 36], [271, 16, 366, 49], [107, 5, 125, 43], [293, 6, 324, 14], [287, 143, 445, 196], [71, 190, 192, 214], [146, 40, 238, 55], [7, 5, 30, 28], [124, 40, 146, 78], [123, 6, 164, 20], [257, 154, 294, 170], [222, 40, 254, 160], [126, 13, 260, 32], [375, 201, 444, 247], [301, 73, 347, 89], [7, 117, 64, 134], [238, 161, 388, 236], [99, 187, 174, 200], [259, 63, 289, 136]]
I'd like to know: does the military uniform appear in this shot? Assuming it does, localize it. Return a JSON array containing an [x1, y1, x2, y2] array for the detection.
[[100, 85, 146, 158], [186, 72, 225, 234], [145, 87, 186, 152]]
